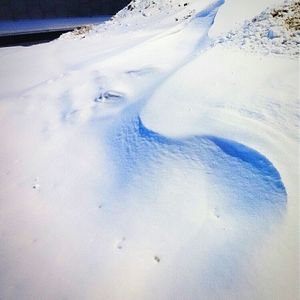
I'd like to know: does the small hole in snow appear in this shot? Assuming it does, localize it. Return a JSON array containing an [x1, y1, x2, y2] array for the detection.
[[95, 90, 125, 104]]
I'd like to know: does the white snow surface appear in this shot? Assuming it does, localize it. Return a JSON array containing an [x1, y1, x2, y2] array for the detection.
[[214, 0, 300, 57], [209, 0, 286, 37], [0, 0, 299, 300]]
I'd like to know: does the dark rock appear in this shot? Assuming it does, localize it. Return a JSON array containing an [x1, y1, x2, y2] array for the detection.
[[154, 256, 160, 263]]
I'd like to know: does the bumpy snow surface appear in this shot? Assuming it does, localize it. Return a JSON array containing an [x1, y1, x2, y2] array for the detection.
[[0, 0, 299, 299]]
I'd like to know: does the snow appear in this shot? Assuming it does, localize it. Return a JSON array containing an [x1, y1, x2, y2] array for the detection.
[[214, 0, 300, 57], [0, 0, 298, 299], [209, 0, 284, 37]]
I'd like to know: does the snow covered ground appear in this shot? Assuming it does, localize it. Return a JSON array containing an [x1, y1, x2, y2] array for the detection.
[[0, 0, 299, 299]]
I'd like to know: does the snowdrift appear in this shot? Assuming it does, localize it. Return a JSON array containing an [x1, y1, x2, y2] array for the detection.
[[0, 0, 298, 299]]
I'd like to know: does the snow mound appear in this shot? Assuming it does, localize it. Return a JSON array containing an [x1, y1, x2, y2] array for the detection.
[[0, 0, 298, 299], [215, 0, 300, 57], [62, 0, 217, 39], [209, 0, 285, 37], [62, 0, 299, 60]]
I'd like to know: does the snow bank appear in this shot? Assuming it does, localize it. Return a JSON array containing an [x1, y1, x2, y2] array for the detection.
[[62, 0, 218, 38], [215, 0, 300, 57], [209, 0, 286, 37], [0, 0, 298, 299]]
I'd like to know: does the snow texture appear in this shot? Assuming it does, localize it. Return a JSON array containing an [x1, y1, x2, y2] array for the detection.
[[0, 0, 298, 300], [214, 0, 300, 57]]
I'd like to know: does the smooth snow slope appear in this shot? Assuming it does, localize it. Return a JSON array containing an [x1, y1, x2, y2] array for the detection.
[[0, 0, 298, 299]]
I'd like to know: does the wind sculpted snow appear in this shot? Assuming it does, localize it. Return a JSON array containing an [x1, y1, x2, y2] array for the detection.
[[0, 0, 298, 299]]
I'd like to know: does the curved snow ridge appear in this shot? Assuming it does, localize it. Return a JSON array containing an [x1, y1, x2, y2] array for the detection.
[[196, 0, 224, 18], [140, 43, 298, 193], [108, 114, 286, 215], [207, 136, 287, 194]]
